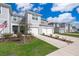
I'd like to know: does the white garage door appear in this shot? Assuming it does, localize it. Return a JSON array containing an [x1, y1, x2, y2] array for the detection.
[[47, 29, 53, 35], [41, 28, 54, 35], [31, 28, 38, 35], [42, 28, 47, 35]]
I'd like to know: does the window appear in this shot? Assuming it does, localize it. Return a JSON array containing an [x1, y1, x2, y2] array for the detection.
[[48, 23, 54, 26], [13, 18, 16, 21], [36, 17, 38, 20], [0, 7, 1, 14], [32, 17, 35, 19], [60, 23, 65, 28], [32, 16, 38, 20], [32, 14, 35, 16]]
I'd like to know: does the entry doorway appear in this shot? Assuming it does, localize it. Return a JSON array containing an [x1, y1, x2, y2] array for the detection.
[[20, 26, 25, 34], [12, 26, 18, 34]]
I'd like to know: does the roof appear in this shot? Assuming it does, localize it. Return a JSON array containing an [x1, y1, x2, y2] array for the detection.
[[27, 11, 42, 16], [48, 21, 71, 24], [0, 3, 12, 15], [0, 3, 10, 8], [12, 13, 24, 18]]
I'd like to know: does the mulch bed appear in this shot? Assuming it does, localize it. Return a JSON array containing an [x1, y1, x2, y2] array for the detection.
[[0, 35, 35, 44], [0, 37, 21, 42]]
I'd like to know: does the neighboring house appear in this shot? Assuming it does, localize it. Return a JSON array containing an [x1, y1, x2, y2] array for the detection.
[[48, 22, 76, 33], [40, 18, 48, 26]]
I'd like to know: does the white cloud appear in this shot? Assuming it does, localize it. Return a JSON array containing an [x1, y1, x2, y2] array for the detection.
[[14, 3, 34, 16], [47, 13, 75, 23], [33, 3, 45, 12], [47, 17, 57, 23], [12, 11, 25, 16], [33, 7, 43, 12], [76, 7, 79, 13], [16, 3, 34, 12], [51, 3, 79, 12]]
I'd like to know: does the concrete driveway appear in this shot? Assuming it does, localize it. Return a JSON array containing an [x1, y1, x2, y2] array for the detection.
[[34, 35, 69, 48], [47, 42, 79, 56], [47, 34, 79, 56], [34, 34, 79, 56]]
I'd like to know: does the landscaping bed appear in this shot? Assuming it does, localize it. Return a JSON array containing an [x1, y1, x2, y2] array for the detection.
[[0, 33, 22, 42], [42, 34, 73, 44], [0, 35, 58, 56]]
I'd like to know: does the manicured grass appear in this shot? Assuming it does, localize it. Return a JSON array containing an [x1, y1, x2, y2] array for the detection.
[[60, 32, 79, 38], [0, 38, 58, 56]]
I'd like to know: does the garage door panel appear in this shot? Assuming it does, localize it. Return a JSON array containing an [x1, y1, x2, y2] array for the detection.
[[41, 28, 53, 35], [31, 28, 38, 35], [42, 29, 47, 35], [47, 29, 52, 35]]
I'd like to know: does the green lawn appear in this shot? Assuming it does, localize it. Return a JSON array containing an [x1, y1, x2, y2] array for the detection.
[[60, 32, 79, 38], [0, 38, 58, 56]]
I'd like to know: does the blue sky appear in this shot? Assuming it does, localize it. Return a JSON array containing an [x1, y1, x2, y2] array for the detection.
[[7, 3, 79, 23]]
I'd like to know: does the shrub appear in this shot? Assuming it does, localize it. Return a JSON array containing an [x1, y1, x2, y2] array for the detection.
[[16, 32, 22, 38], [50, 34, 52, 37], [2, 33, 13, 39], [59, 37, 65, 41], [54, 35, 59, 39], [42, 33, 45, 35], [27, 33, 32, 35]]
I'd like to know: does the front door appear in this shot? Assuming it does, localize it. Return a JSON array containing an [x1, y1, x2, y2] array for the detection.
[[12, 26, 18, 34]]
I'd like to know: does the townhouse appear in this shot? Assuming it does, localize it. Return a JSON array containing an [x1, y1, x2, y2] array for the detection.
[[0, 3, 76, 36], [0, 3, 43, 35]]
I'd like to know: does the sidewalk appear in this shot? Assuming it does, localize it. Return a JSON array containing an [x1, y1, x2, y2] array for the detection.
[[34, 35, 68, 48]]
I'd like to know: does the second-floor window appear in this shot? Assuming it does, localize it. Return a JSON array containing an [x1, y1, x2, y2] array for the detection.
[[36, 17, 38, 20], [32, 17, 35, 20], [32, 16, 38, 20], [60, 23, 65, 28], [13, 18, 16, 21]]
